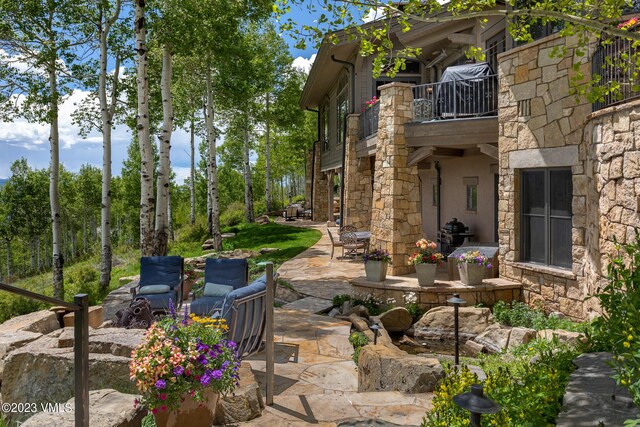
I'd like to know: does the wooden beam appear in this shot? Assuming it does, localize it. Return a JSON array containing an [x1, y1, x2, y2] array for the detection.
[[448, 33, 475, 45], [433, 147, 465, 157], [408, 147, 434, 166], [478, 143, 499, 159]]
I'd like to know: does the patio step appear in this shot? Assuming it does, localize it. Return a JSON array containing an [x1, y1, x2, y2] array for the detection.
[[281, 296, 334, 314]]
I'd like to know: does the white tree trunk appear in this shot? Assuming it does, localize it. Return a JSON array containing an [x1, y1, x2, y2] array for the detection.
[[189, 119, 196, 225], [265, 93, 271, 213], [154, 45, 173, 256], [136, 0, 154, 257], [243, 112, 254, 223], [205, 69, 222, 251], [49, 62, 63, 299]]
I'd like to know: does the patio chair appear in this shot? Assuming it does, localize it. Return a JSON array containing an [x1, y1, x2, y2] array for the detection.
[[132, 256, 184, 313], [339, 225, 357, 241], [341, 231, 366, 260], [190, 258, 249, 316], [327, 228, 343, 259]]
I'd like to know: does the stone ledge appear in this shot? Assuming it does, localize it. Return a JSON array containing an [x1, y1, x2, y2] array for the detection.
[[586, 97, 640, 121], [511, 262, 576, 280]]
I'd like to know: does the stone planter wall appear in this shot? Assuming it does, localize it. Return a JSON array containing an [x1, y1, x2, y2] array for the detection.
[[344, 114, 373, 230]]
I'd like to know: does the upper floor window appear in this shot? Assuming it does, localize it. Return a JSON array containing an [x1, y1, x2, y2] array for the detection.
[[521, 168, 572, 269], [321, 103, 329, 152], [336, 75, 349, 145]]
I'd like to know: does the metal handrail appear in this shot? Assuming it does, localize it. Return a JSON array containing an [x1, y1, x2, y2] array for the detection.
[[413, 74, 498, 121], [0, 282, 89, 426], [359, 101, 380, 139]]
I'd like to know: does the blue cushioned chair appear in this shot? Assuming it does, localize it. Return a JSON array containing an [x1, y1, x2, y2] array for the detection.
[[133, 256, 184, 313], [189, 258, 249, 316]]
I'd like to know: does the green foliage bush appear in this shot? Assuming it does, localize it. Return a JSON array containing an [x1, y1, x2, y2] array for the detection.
[[65, 266, 101, 305], [332, 294, 352, 308], [291, 195, 305, 204], [220, 202, 245, 228], [423, 338, 577, 426], [589, 232, 640, 408], [0, 296, 46, 324], [348, 331, 369, 365], [492, 300, 586, 332]]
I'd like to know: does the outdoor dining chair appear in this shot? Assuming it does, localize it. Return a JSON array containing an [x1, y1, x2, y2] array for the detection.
[[339, 225, 357, 241], [341, 231, 367, 260], [327, 228, 344, 259]]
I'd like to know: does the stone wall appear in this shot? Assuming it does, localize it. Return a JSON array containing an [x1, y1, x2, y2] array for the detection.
[[343, 114, 373, 230], [305, 148, 313, 207], [496, 33, 640, 320], [312, 141, 329, 222], [369, 83, 422, 275]]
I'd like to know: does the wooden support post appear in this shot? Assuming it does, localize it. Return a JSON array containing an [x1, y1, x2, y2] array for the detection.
[[74, 293, 90, 427], [265, 262, 275, 406]]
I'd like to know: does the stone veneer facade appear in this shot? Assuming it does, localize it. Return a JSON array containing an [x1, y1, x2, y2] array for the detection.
[[498, 33, 640, 320], [369, 83, 422, 275], [343, 114, 374, 230], [311, 141, 329, 222]]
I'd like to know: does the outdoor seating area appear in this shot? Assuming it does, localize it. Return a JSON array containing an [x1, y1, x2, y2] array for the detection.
[[327, 225, 371, 260], [283, 202, 312, 220]]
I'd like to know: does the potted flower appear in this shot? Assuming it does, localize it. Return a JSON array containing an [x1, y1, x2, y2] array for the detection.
[[130, 301, 240, 427], [363, 249, 391, 282], [183, 264, 198, 300], [456, 250, 492, 286], [408, 239, 444, 286]]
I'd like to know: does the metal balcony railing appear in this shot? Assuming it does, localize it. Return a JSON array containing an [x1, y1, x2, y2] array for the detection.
[[592, 24, 640, 111], [359, 101, 380, 139], [412, 74, 498, 121]]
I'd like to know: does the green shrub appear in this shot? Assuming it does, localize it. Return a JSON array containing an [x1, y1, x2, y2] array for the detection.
[[589, 232, 640, 406], [291, 195, 305, 204], [67, 266, 98, 285], [348, 331, 369, 365], [66, 266, 102, 305], [423, 338, 577, 426], [492, 300, 586, 332], [332, 294, 352, 307], [220, 202, 245, 228], [0, 295, 46, 324], [253, 199, 267, 216], [352, 293, 383, 316]]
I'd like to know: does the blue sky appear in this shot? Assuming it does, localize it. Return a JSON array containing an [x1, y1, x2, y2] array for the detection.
[[0, 9, 326, 183]]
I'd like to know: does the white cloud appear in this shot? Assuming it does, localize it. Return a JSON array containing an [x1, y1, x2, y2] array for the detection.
[[292, 54, 316, 74], [362, 7, 386, 23]]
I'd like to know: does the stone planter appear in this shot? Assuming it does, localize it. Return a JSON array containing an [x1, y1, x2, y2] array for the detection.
[[365, 260, 388, 282], [154, 389, 219, 427], [416, 263, 437, 286], [458, 263, 486, 286]]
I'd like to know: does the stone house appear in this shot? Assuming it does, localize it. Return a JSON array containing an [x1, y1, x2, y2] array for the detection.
[[302, 16, 640, 320]]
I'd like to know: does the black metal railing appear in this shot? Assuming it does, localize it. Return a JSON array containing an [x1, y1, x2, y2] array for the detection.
[[0, 283, 89, 426], [413, 74, 498, 121], [359, 101, 380, 139], [592, 25, 640, 111]]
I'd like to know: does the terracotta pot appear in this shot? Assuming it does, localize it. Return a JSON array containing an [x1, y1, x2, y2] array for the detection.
[[458, 263, 486, 286], [416, 263, 437, 286], [365, 260, 388, 282], [182, 278, 194, 301], [153, 389, 219, 427]]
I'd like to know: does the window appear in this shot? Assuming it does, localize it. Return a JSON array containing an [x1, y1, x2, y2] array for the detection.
[[463, 177, 478, 212], [336, 75, 348, 146], [321, 104, 329, 152], [521, 168, 573, 268]]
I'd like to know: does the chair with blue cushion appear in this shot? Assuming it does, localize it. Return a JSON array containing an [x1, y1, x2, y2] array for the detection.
[[132, 256, 184, 313], [189, 258, 249, 316]]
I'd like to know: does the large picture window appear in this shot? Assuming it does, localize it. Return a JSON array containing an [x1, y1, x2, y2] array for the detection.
[[521, 168, 573, 268], [336, 75, 348, 146], [321, 104, 329, 152]]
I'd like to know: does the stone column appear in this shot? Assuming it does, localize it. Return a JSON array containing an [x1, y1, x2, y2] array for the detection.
[[369, 83, 422, 275], [312, 142, 328, 222], [343, 114, 373, 230], [305, 148, 313, 206], [327, 170, 335, 222]]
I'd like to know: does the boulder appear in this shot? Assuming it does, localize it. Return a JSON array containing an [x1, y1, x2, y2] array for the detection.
[[118, 275, 139, 286], [255, 215, 270, 225], [57, 327, 145, 358], [275, 285, 303, 303], [21, 389, 146, 427], [348, 314, 371, 333], [538, 329, 583, 346], [507, 327, 537, 350], [345, 305, 370, 319], [379, 307, 413, 333], [0, 310, 60, 335], [218, 249, 258, 259], [259, 247, 279, 254], [413, 307, 494, 352], [102, 281, 138, 322], [63, 306, 104, 329], [463, 340, 485, 357], [214, 362, 264, 424], [358, 345, 443, 393], [475, 326, 512, 353]]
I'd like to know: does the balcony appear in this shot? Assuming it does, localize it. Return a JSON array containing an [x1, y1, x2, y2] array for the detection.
[[359, 101, 380, 140]]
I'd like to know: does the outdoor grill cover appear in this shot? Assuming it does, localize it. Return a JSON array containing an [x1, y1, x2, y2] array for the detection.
[[436, 62, 497, 118]]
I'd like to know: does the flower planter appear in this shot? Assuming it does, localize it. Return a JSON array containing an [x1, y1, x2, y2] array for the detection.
[[416, 263, 437, 286], [182, 278, 194, 301], [153, 389, 219, 427], [458, 263, 486, 286], [365, 260, 388, 282]]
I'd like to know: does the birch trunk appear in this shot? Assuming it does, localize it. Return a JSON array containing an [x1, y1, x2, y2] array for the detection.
[[154, 45, 173, 256], [98, 1, 120, 291], [168, 189, 174, 241], [205, 69, 222, 251], [243, 112, 254, 223], [49, 61, 64, 299], [189, 119, 196, 225], [265, 93, 271, 213], [136, 0, 154, 256]]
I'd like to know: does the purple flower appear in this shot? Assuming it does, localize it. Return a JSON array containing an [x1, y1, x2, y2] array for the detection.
[[487, 263, 492, 269], [182, 305, 189, 325], [173, 366, 185, 376], [226, 341, 237, 350], [196, 341, 209, 353], [200, 373, 211, 386], [211, 370, 223, 380], [221, 361, 230, 370], [155, 379, 167, 390], [168, 299, 177, 320], [197, 354, 208, 365]]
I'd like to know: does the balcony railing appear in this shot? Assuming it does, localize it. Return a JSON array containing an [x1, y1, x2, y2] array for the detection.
[[592, 27, 640, 111], [412, 74, 498, 121], [359, 101, 380, 140]]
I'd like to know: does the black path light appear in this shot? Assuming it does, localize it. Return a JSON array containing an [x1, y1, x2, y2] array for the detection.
[[453, 384, 500, 426], [447, 293, 466, 365]]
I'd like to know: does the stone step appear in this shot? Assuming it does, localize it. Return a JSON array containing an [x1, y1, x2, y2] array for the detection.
[[281, 297, 334, 314]]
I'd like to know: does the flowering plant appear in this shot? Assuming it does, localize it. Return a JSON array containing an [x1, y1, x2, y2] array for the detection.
[[184, 264, 198, 282], [456, 250, 492, 268], [408, 238, 444, 265], [363, 249, 391, 263], [618, 17, 639, 30], [129, 301, 240, 414], [360, 95, 379, 112]]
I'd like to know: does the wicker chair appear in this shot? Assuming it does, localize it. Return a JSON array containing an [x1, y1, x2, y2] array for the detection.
[[327, 228, 344, 259], [341, 231, 366, 260]]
